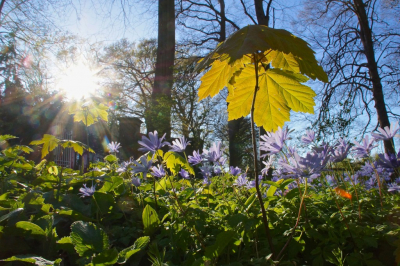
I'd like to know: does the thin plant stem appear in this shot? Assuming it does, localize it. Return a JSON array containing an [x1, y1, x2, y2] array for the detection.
[[251, 53, 275, 256], [276, 178, 308, 261], [92, 195, 103, 224], [369, 158, 384, 207], [153, 179, 158, 209], [56, 167, 63, 202], [327, 186, 357, 247], [345, 161, 362, 219]]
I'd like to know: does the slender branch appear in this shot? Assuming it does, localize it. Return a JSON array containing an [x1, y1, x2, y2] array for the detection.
[[0, 0, 6, 20], [251, 53, 274, 255]]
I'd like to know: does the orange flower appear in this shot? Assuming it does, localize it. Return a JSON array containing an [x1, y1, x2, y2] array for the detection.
[[335, 187, 352, 200]]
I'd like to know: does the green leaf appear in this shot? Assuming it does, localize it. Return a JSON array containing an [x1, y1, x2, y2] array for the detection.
[[279, 179, 295, 190], [13, 163, 33, 170], [7, 145, 34, 154], [15, 221, 46, 237], [196, 25, 327, 82], [61, 140, 95, 155], [92, 192, 114, 214], [0, 134, 18, 144], [0, 208, 23, 223], [164, 151, 194, 175], [35, 159, 47, 170], [30, 134, 60, 158], [70, 221, 109, 257], [57, 236, 72, 244], [104, 154, 118, 163], [142, 205, 160, 235], [0, 192, 9, 200], [1, 255, 60, 265], [56, 236, 75, 256], [92, 248, 119, 265], [227, 213, 247, 228], [267, 185, 278, 198], [117, 236, 150, 264], [99, 176, 124, 193], [205, 231, 236, 260], [58, 209, 94, 222], [48, 166, 58, 176], [244, 193, 256, 212], [35, 215, 54, 236]]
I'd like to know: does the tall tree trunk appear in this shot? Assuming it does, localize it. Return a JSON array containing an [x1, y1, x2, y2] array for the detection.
[[218, 0, 243, 167], [146, 0, 175, 139], [352, 0, 395, 154], [254, 0, 273, 27]]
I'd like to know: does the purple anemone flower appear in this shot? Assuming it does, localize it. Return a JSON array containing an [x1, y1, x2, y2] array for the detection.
[[365, 177, 377, 190], [214, 167, 222, 175], [131, 177, 141, 187], [179, 168, 190, 179], [230, 166, 241, 176], [107, 141, 121, 153], [203, 142, 223, 163], [331, 139, 351, 163], [202, 177, 211, 186], [234, 174, 248, 187], [350, 174, 360, 185], [312, 142, 332, 155], [261, 155, 274, 176], [169, 136, 190, 152], [388, 183, 400, 193], [325, 175, 337, 187], [358, 162, 374, 177], [260, 127, 290, 156], [371, 121, 400, 141], [138, 131, 170, 153], [199, 165, 213, 178], [131, 156, 153, 177], [280, 151, 329, 179], [188, 150, 203, 165], [117, 159, 134, 173], [352, 135, 377, 158], [301, 130, 315, 145], [245, 175, 263, 189], [78, 183, 96, 197], [287, 146, 297, 157], [151, 165, 166, 178], [377, 150, 400, 169]]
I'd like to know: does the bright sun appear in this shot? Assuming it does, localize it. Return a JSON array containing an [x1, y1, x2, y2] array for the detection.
[[57, 62, 100, 100]]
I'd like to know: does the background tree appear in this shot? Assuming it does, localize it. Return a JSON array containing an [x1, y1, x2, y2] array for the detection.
[[145, 0, 175, 139], [176, 0, 252, 167], [99, 39, 216, 151], [0, 33, 64, 146], [100, 39, 157, 127], [297, 0, 400, 153], [172, 50, 221, 152]]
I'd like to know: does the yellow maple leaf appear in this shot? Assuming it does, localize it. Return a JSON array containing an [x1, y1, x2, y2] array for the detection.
[[30, 134, 60, 158], [198, 58, 246, 100], [69, 100, 109, 126], [227, 65, 316, 131]]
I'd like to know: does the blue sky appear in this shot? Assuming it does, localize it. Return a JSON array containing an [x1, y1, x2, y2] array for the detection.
[[53, 0, 399, 149], [60, 1, 158, 43]]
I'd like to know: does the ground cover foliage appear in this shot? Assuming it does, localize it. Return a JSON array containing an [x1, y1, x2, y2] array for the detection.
[[0, 24, 399, 266], [0, 127, 399, 265]]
